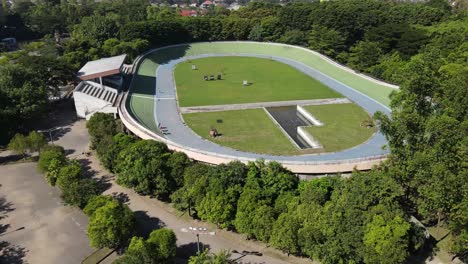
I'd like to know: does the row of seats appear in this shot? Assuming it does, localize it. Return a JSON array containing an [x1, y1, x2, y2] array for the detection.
[[78, 83, 117, 103]]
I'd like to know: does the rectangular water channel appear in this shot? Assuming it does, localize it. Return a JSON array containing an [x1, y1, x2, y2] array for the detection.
[[265, 106, 313, 149]]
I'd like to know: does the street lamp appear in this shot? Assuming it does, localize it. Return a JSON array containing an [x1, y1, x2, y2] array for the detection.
[[37, 127, 62, 145], [181, 227, 215, 253]]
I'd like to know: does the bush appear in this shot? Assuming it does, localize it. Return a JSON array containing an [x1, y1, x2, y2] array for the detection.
[[7, 131, 47, 156], [61, 179, 99, 208], [56, 160, 83, 189], [38, 145, 66, 172], [87, 199, 135, 248], [8, 134, 29, 156], [87, 113, 118, 149], [84, 195, 116, 217], [45, 158, 64, 186], [115, 228, 177, 263]]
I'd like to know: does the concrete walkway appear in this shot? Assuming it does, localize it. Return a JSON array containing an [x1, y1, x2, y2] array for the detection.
[[180, 98, 350, 113]]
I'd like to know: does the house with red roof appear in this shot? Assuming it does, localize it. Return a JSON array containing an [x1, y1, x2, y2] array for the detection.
[[180, 9, 198, 17], [201, 0, 213, 8]]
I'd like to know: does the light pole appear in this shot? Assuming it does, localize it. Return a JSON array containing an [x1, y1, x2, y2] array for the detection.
[[37, 127, 62, 145], [181, 226, 215, 253]]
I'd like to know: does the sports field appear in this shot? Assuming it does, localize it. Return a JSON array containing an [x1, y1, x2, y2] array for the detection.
[[174, 57, 342, 107], [128, 43, 395, 133], [303, 103, 376, 152], [183, 109, 308, 156]]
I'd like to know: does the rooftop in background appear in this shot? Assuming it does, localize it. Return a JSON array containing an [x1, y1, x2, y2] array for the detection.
[[77, 54, 127, 81], [180, 9, 198, 16]]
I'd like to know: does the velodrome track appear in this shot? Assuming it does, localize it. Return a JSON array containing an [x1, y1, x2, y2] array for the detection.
[[120, 42, 398, 174]]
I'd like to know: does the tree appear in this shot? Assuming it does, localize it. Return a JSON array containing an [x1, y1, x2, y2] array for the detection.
[[61, 179, 99, 208], [170, 163, 211, 216], [269, 212, 300, 255], [348, 40, 383, 72], [188, 249, 234, 264], [116, 228, 177, 264], [87, 199, 135, 248], [308, 25, 346, 57], [27, 131, 47, 153], [7, 131, 47, 156], [146, 228, 177, 261], [0, 60, 48, 146], [115, 140, 173, 198], [251, 205, 275, 242], [7, 133, 28, 156], [45, 158, 64, 186], [167, 151, 190, 188], [279, 30, 307, 46], [86, 113, 118, 149], [98, 133, 135, 172], [72, 14, 119, 46], [37, 145, 66, 172], [363, 213, 411, 264], [84, 195, 116, 217], [197, 187, 239, 228], [56, 160, 82, 189]]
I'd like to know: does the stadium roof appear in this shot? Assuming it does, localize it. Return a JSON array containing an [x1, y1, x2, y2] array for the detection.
[[77, 54, 127, 80]]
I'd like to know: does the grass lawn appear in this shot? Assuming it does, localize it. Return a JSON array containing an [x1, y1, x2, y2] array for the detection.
[[183, 109, 304, 156], [174, 56, 342, 107], [428, 226, 456, 264], [303, 104, 376, 152]]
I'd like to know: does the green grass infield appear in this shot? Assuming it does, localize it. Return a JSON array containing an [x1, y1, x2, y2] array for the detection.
[[303, 103, 376, 152], [183, 109, 307, 156], [174, 56, 342, 107]]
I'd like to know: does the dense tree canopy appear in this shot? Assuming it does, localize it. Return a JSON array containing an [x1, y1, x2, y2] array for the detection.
[[87, 199, 135, 248], [115, 228, 177, 264]]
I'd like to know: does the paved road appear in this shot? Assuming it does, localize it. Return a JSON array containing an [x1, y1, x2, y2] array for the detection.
[[180, 98, 350, 113], [154, 54, 390, 162], [0, 162, 93, 264]]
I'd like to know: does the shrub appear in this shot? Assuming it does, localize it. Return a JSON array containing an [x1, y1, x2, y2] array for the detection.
[[38, 146, 66, 172], [87, 199, 135, 248], [56, 160, 83, 189], [83, 195, 116, 217], [61, 179, 99, 208]]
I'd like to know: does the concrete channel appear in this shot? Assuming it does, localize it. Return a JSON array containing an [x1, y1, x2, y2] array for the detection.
[[265, 106, 317, 149]]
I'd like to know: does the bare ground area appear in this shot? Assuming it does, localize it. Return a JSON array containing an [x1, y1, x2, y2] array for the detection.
[[0, 162, 93, 264]]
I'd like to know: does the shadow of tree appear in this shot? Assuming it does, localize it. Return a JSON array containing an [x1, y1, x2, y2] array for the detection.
[[133, 211, 166, 238], [0, 241, 27, 264], [176, 242, 211, 260], [405, 237, 437, 264], [111, 192, 129, 204], [96, 175, 113, 194], [77, 158, 98, 178], [0, 197, 14, 220], [0, 155, 25, 165]]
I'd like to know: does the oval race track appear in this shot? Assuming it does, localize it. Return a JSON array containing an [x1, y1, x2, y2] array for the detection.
[[119, 42, 397, 174]]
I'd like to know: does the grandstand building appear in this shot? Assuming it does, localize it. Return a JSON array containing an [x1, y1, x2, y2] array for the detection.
[[73, 54, 132, 120]]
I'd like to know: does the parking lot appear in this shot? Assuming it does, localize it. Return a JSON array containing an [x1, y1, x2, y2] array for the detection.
[[0, 162, 93, 264]]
